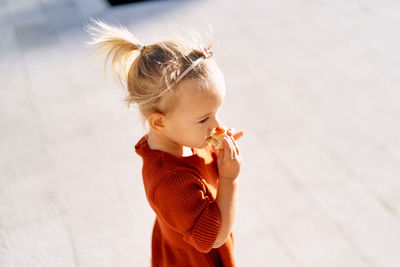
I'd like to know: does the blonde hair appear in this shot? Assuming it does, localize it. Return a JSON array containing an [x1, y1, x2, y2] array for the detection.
[[86, 20, 216, 119]]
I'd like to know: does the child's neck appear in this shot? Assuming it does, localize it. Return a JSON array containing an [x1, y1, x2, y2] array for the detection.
[[147, 131, 192, 158]]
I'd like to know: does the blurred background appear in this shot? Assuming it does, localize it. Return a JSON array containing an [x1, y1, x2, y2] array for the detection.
[[1, 0, 400, 266]]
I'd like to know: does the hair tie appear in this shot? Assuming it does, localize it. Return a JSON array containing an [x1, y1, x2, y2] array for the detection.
[[199, 45, 213, 59], [138, 44, 145, 53], [175, 45, 213, 84]]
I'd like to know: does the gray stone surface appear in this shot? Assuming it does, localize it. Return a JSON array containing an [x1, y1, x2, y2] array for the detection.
[[1, 0, 400, 266]]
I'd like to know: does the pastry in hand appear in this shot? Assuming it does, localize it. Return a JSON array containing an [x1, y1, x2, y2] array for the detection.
[[207, 127, 225, 149]]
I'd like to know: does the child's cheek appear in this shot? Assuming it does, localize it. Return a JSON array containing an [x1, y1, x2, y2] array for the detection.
[[195, 130, 208, 148]]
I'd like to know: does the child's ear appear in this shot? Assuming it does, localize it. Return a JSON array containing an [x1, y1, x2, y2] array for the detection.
[[147, 112, 166, 132]]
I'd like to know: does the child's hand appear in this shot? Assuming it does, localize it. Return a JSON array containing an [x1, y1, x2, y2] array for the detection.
[[217, 130, 243, 180]]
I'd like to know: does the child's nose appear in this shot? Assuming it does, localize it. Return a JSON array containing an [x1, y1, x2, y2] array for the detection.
[[211, 116, 222, 129]]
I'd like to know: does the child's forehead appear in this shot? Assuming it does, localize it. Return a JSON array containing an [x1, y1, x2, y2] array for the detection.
[[175, 67, 225, 99], [174, 80, 224, 115]]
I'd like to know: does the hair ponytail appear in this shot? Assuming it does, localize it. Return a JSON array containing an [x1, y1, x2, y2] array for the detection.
[[86, 19, 142, 89], [86, 20, 216, 119]]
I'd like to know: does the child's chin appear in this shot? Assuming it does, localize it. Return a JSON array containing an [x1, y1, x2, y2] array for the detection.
[[193, 141, 208, 149]]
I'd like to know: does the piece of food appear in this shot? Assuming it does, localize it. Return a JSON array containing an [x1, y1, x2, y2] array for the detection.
[[207, 127, 225, 149]]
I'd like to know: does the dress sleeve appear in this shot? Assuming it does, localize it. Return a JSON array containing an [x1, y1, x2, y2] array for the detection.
[[151, 170, 221, 253]]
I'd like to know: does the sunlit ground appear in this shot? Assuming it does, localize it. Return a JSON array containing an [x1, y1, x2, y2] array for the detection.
[[1, 0, 400, 266]]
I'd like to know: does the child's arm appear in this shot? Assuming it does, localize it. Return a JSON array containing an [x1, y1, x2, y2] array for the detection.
[[213, 132, 242, 248], [213, 177, 238, 248]]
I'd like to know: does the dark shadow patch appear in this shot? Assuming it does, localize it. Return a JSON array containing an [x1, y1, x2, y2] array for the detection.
[[106, 0, 155, 6]]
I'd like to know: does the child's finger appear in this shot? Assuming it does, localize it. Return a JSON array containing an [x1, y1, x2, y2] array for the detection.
[[227, 134, 240, 156], [231, 136, 240, 155], [224, 135, 236, 159]]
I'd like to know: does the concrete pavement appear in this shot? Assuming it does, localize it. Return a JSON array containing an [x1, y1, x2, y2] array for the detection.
[[1, 0, 400, 266]]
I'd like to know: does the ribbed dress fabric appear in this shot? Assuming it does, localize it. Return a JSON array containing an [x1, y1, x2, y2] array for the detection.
[[135, 136, 235, 267]]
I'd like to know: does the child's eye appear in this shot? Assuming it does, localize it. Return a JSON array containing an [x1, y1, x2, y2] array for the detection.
[[198, 117, 209, 124]]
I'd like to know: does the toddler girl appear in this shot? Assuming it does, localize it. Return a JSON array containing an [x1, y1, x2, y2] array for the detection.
[[87, 20, 243, 267]]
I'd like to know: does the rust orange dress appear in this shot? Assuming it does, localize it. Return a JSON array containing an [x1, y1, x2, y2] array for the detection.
[[135, 136, 235, 267]]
